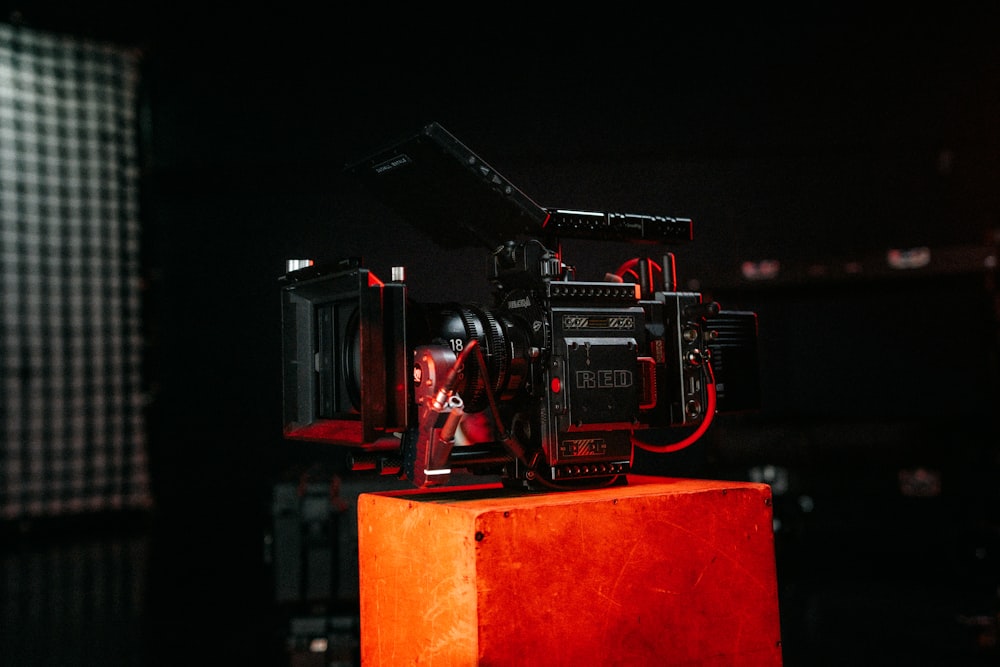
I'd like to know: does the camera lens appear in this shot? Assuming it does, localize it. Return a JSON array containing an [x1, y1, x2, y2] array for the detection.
[[423, 304, 529, 412], [342, 307, 362, 411]]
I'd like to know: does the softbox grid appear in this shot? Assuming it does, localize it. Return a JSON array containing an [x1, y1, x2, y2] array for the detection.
[[0, 23, 150, 518]]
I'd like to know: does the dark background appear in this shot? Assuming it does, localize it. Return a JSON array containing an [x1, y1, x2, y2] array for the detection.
[[5, 5, 1000, 666]]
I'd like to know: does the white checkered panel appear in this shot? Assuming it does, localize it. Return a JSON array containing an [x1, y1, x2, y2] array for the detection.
[[0, 23, 150, 518]]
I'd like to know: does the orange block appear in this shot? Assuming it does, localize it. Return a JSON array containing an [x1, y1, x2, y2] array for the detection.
[[357, 475, 782, 666]]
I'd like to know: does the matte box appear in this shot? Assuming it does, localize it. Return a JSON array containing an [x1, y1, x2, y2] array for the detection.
[[357, 475, 782, 666]]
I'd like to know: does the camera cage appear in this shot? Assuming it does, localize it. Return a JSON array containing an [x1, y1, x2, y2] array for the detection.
[[280, 123, 760, 490]]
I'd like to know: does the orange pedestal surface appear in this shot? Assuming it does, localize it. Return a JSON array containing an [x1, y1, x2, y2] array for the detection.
[[357, 475, 782, 666]]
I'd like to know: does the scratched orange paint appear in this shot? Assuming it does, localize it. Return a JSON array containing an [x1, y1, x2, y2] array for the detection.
[[358, 475, 783, 666]]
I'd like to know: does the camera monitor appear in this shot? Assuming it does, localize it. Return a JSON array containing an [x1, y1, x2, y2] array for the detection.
[[345, 122, 694, 249], [345, 122, 549, 248]]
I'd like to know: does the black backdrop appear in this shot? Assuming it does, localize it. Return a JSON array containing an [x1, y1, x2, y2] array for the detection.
[[130, 11, 1000, 494]]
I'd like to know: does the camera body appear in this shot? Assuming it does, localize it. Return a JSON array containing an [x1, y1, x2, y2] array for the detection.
[[280, 122, 758, 490], [280, 240, 758, 490]]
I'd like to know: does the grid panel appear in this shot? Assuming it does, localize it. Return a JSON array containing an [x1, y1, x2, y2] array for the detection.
[[1, 534, 149, 665], [0, 23, 150, 518]]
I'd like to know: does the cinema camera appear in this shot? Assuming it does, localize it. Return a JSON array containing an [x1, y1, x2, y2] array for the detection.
[[280, 123, 759, 490]]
